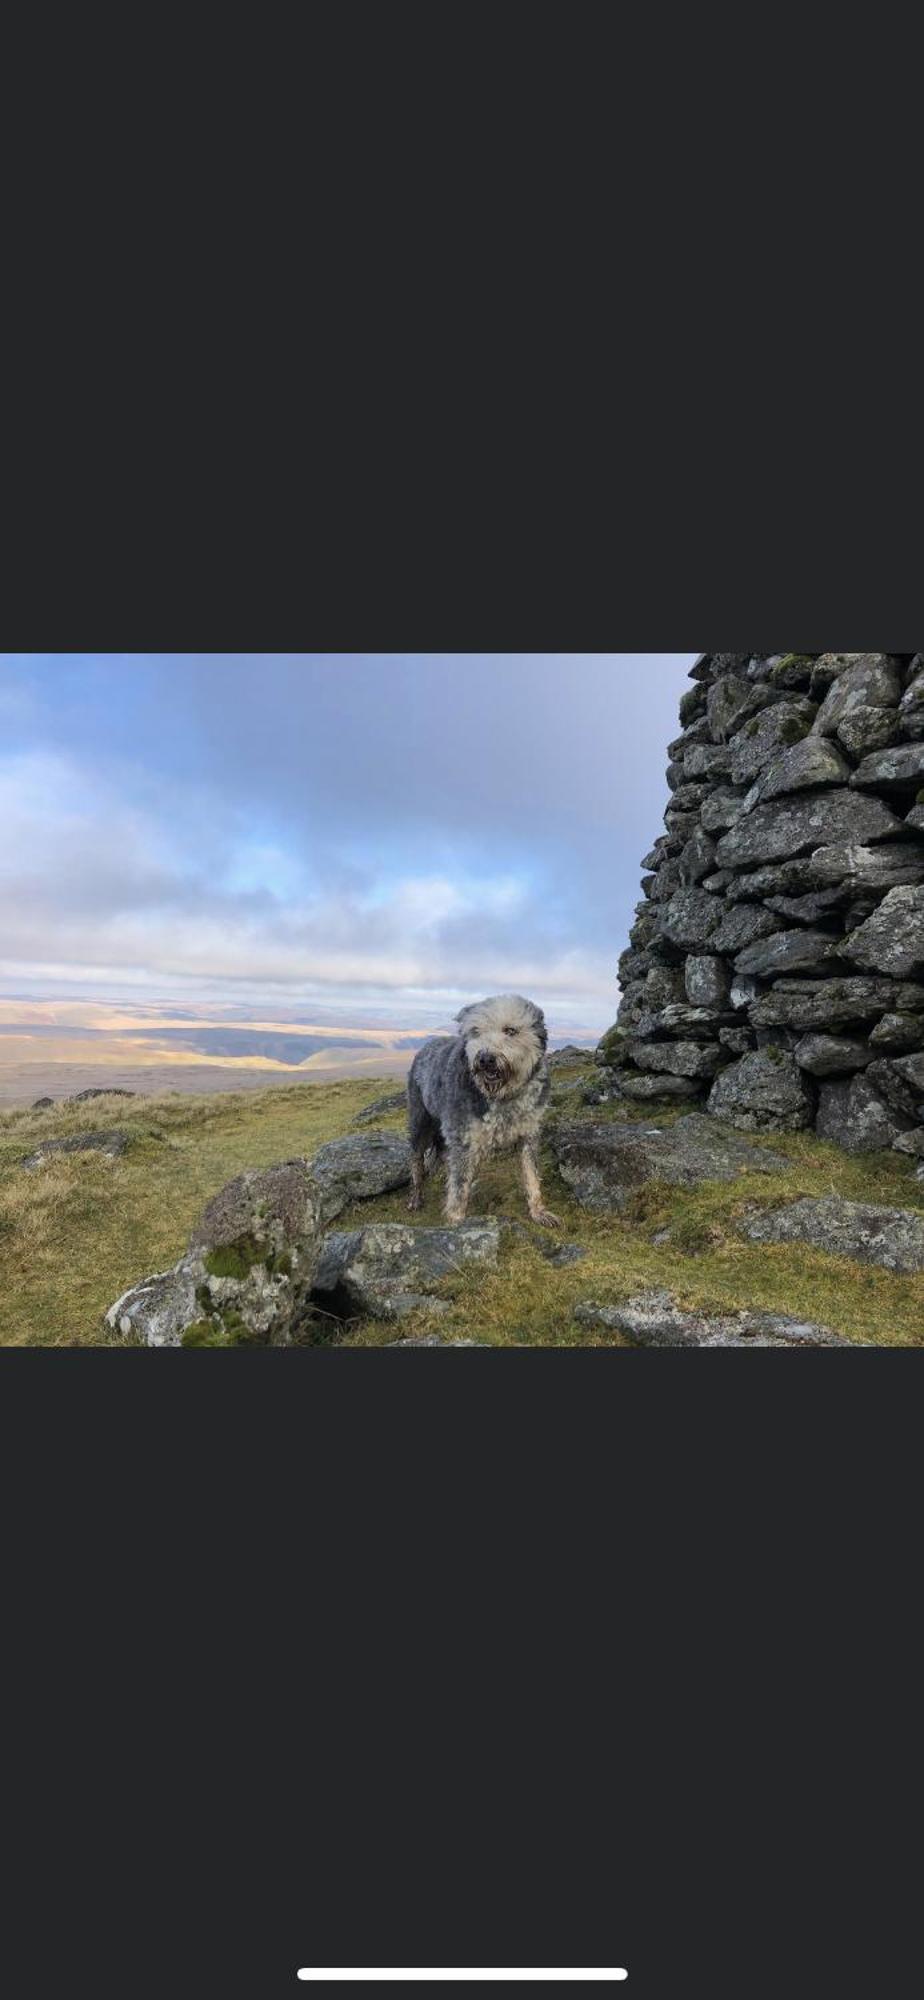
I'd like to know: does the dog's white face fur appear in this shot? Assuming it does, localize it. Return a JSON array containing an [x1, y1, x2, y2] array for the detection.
[[455, 994, 547, 1101]]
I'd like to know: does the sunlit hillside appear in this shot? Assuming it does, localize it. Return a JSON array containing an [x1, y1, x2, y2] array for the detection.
[[3, 1066, 923, 1349]]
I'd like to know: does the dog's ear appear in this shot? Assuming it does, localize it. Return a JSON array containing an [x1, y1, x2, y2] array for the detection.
[[454, 1005, 476, 1034], [524, 999, 548, 1050]]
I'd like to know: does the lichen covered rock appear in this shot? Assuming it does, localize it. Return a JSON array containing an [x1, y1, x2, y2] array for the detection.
[[309, 1131, 413, 1222], [311, 1221, 500, 1321], [573, 1290, 855, 1349], [740, 1195, 924, 1274], [108, 1156, 326, 1347], [550, 1113, 787, 1213], [706, 1049, 815, 1132]]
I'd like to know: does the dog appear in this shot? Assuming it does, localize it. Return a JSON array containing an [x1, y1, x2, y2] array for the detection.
[[407, 994, 561, 1228]]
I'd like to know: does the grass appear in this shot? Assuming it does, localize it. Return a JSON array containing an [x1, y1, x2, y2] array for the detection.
[[2, 1067, 924, 1347], [0, 1079, 389, 1347]]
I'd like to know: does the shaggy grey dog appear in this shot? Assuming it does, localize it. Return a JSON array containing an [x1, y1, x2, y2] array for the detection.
[[407, 994, 560, 1227]]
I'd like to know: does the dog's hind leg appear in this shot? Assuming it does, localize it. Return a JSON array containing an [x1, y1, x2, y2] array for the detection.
[[408, 1145, 429, 1212], [407, 1073, 437, 1212], [521, 1139, 561, 1229]]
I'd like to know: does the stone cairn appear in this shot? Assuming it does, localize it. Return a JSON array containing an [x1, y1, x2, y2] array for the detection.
[[601, 653, 924, 1153]]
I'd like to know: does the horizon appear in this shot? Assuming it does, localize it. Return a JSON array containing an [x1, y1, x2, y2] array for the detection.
[[0, 654, 696, 1042]]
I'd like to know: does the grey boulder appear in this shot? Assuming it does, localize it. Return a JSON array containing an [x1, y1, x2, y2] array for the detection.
[[108, 1157, 325, 1347], [810, 843, 924, 891], [815, 1075, 915, 1153], [716, 789, 904, 870], [728, 700, 816, 785], [869, 1013, 924, 1052], [352, 1089, 408, 1125], [794, 1035, 874, 1076], [573, 1290, 854, 1349], [740, 1196, 924, 1274], [22, 1129, 130, 1170], [837, 706, 901, 757], [106, 1259, 207, 1349], [707, 674, 780, 742], [763, 887, 852, 926], [189, 1157, 323, 1258], [550, 1113, 787, 1214], [735, 929, 845, 979], [700, 788, 748, 833], [655, 886, 723, 953], [309, 1131, 413, 1221], [707, 1050, 815, 1132], [750, 978, 924, 1033], [893, 1129, 924, 1159], [616, 1073, 703, 1102], [386, 1336, 486, 1347], [685, 956, 732, 1008], [842, 886, 924, 980], [710, 903, 783, 955], [890, 1052, 924, 1097], [811, 654, 902, 739], [850, 743, 924, 792], [312, 1220, 500, 1320], [741, 734, 851, 811], [628, 1039, 724, 1080]]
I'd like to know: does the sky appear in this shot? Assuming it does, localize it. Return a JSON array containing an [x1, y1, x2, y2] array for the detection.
[[0, 654, 696, 1037]]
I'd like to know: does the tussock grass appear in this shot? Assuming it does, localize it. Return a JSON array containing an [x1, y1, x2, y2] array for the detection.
[[2, 1068, 923, 1347]]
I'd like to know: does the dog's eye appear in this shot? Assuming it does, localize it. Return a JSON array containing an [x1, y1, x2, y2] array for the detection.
[[504, 1026, 519, 1036]]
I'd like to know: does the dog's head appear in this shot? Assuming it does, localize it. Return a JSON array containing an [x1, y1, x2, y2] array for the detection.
[[455, 994, 548, 1100]]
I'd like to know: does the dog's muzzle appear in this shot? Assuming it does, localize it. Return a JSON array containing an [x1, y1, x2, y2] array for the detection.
[[473, 1051, 511, 1090]]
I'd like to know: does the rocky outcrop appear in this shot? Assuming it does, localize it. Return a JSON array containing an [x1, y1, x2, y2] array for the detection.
[[739, 1195, 924, 1274], [351, 1090, 408, 1126], [605, 653, 924, 1149], [312, 1220, 500, 1322], [107, 1157, 325, 1347], [309, 1132, 412, 1222], [549, 1112, 787, 1213], [105, 1136, 492, 1346], [22, 1129, 130, 1169], [573, 1290, 855, 1348]]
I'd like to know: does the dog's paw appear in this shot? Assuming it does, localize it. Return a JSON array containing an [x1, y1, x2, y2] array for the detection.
[[529, 1206, 562, 1231], [406, 1192, 423, 1212]]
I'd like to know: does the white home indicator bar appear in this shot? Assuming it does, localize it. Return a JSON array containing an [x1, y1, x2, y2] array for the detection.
[[297, 1975, 628, 1984]]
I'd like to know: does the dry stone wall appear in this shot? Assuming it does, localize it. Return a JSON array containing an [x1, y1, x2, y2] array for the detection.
[[604, 653, 924, 1153]]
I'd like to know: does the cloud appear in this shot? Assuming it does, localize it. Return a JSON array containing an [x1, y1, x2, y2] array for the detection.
[[0, 655, 697, 1030]]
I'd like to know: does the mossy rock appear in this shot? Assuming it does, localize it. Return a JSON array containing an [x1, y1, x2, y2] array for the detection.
[[597, 1024, 628, 1068], [203, 1233, 265, 1280], [770, 653, 814, 681], [180, 1320, 227, 1348], [181, 1307, 271, 1349]]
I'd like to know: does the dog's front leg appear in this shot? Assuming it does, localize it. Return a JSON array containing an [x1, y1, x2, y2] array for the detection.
[[444, 1142, 474, 1225], [521, 1140, 561, 1229]]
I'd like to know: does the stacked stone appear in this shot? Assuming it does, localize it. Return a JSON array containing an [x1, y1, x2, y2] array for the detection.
[[605, 652, 924, 1152]]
